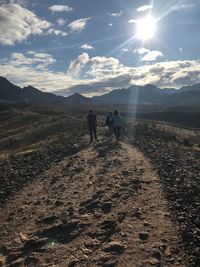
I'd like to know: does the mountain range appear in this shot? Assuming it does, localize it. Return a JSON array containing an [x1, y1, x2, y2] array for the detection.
[[0, 76, 200, 106]]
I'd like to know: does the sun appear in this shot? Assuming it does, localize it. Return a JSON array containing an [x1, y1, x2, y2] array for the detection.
[[136, 16, 156, 41]]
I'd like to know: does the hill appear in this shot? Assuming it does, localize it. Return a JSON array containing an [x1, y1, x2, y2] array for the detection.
[[0, 77, 63, 104], [1, 76, 200, 106]]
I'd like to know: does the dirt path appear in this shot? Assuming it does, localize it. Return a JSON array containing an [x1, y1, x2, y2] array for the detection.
[[0, 140, 186, 266]]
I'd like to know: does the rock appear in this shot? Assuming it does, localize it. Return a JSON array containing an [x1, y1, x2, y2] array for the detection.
[[103, 241, 125, 255], [146, 257, 160, 266], [101, 202, 112, 213], [9, 257, 24, 267], [36, 215, 58, 225], [139, 232, 149, 241], [117, 212, 126, 223], [143, 221, 151, 227], [131, 207, 143, 219], [99, 255, 117, 266], [151, 248, 162, 260]]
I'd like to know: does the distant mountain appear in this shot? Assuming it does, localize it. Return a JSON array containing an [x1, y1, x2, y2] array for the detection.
[[93, 83, 200, 106], [92, 84, 164, 104], [22, 86, 64, 104], [163, 90, 200, 105], [0, 76, 24, 102], [1, 76, 200, 106], [179, 83, 200, 93], [0, 77, 64, 104], [65, 92, 92, 105]]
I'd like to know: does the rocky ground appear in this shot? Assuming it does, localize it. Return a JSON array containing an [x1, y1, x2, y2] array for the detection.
[[0, 137, 84, 205], [0, 136, 187, 267], [126, 122, 200, 267]]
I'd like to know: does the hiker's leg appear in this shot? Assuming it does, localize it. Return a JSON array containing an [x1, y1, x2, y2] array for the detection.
[[89, 127, 93, 141], [109, 126, 113, 135], [117, 127, 121, 140], [93, 127, 98, 141], [113, 127, 117, 139]]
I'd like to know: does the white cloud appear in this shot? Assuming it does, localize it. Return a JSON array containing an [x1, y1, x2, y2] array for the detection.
[[128, 19, 137, 24], [133, 48, 150, 55], [122, 48, 128, 53], [80, 44, 94, 50], [49, 5, 73, 12], [0, 0, 28, 6], [57, 18, 66, 27], [0, 3, 51, 45], [137, 5, 153, 12], [68, 18, 90, 32], [141, 51, 164, 61], [5, 52, 56, 69], [67, 53, 90, 77], [108, 10, 123, 17], [47, 28, 68, 36], [109, 23, 113, 27], [1, 52, 200, 97]]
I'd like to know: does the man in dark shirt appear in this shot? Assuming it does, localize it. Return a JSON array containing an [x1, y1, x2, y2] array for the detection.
[[87, 110, 99, 142]]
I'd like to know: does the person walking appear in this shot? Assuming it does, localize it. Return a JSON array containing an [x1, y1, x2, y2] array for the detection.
[[105, 112, 113, 135], [87, 110, 99, 143], [113, 110, 122, 142]]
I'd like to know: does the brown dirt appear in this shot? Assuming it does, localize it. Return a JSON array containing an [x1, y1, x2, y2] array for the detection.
[[0, 140, 187, 266]]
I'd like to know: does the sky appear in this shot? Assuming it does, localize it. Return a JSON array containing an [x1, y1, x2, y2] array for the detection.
[[0, 0, 200, 97]]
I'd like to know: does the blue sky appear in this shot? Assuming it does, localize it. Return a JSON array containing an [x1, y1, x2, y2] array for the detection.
[[0, 0, 200, 96]]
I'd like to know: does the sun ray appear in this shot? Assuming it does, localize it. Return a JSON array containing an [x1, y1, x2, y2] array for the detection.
[[136, 16, 156, 41]]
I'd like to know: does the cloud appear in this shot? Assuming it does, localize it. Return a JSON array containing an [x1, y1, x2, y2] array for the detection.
[[4, 52, 56, 69], [1, 52, 200, 97], [47, 28, 68, 37], [141, 51, 164, 61], [49, 5, 73, 12], [80, 44, 94, 50], [89, 56, 124, 78], [0, 0, 28, 6], [133, 48, 150, 55], [137, 5, 153, 12], [128, 19, 137, 24], [108, 10, 123, 17], [67, 52, 90, 77], [57, 18, 66, 27], [0, 3, 51, 45], [68, 18, 90, 32]]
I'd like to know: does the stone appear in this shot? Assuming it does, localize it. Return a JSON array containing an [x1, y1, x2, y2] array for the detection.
[[103, 241, 125, 255], [139, 232, 149, 241], [101, 202, 112, 213], [146, 258, 160, 266], [151, 248, 162, 260]]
